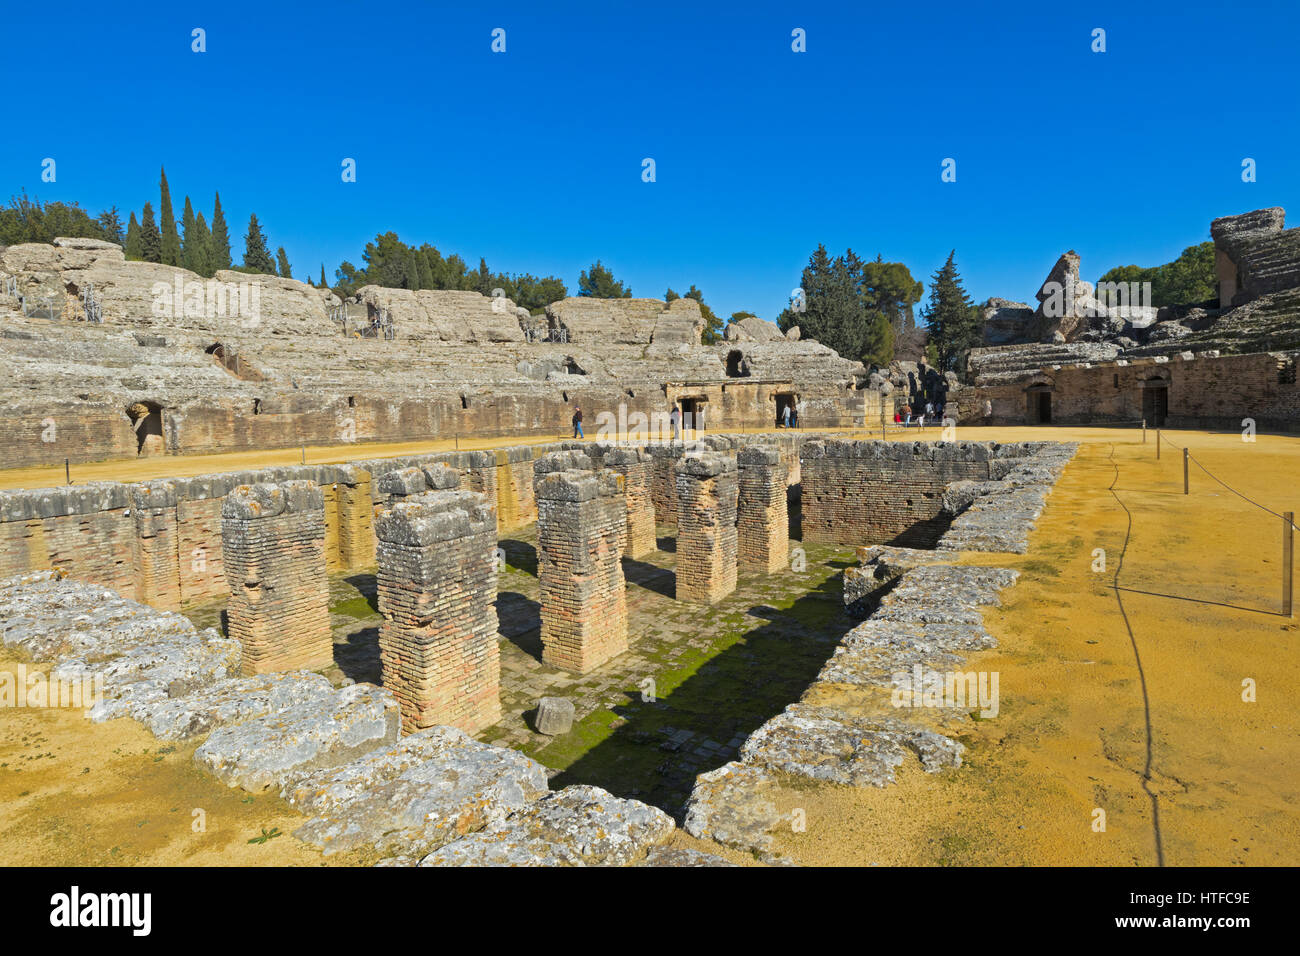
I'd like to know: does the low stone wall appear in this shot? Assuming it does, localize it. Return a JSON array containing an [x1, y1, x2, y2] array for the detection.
[[799, 440, 1045, 547], [0, 431, 824, 610]]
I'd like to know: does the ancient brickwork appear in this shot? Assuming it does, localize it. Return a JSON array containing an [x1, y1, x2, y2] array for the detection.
[[646, 443, 684, 526], [675, 453, 738, 603], [800, 441, 1005, 547], [131, 482, 182, 611], [969, 350, 1300, 431], [736, 445, 788, 574], [374, 489, 501, 734], [600, 447, 656, 558], [535, 468, 629, 673], [221, 481, 333, 675]]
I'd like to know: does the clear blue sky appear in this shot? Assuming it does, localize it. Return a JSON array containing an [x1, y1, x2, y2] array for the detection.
[[5, 0, 1297, 321]]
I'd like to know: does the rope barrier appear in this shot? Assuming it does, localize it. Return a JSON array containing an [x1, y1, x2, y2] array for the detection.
[[1155, 429, 1299, 530]]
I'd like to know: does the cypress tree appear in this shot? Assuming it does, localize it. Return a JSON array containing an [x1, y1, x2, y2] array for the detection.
[[319, 264, 328, 289], [210, 192, 232, 271], [192, 212, 214, 277], [139, 202, 162, 263], [180, 196, 199, 273], [159, 166, 181, 266], [242, 214, 276, 274], [275, 246, 292, 279], [124, 211, 142, 260]]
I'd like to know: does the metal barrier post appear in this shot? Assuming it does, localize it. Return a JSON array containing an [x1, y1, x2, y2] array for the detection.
[[1142, 419, 1146, 443], [1285, 512, 1294, 618], [1156, 428, 1161, 459], [1183, 448, 1189, 494]]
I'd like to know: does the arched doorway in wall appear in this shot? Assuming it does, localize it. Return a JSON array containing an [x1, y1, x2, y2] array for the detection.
[[127, 401, 166, 456], [1140, 375, 1170, 427], [1025, 382, 1054, 424]]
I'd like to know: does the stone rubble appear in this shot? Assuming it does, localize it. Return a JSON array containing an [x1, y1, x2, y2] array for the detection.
[[416, 785, 676, 867], [281, 726, 548, 858]]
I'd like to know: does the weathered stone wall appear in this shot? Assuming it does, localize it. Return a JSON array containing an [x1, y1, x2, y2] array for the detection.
[[221, 481, 332, 674], [675, 453, 738, 604], [534, 456, 629, 673], [968, 350, 1300, 431], [736, 445, 789, 574], [800, 441, 1014, 547], [374, 490, 501, 734]]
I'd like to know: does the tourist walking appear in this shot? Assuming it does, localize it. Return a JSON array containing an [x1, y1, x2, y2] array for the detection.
[[790, 403, 798, 429], [781, 403, 791, 428], [669, 403, 681, 440], [572, 404, 584, 439]]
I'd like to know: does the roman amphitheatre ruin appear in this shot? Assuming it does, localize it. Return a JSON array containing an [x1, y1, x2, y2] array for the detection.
[[0, 206, 1296, 867]]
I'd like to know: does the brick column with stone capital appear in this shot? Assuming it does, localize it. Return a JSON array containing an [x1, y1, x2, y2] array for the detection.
[[535, 468, 629, 674], [221, 480, 332, 675], [737, 444, 789, 574], [601, 446, 656, 558], [374, 489, 501, 735], [675, 452, 738, 603]]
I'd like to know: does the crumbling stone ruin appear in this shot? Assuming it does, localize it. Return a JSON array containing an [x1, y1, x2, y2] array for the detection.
[[221, 480, 333, 674], [0, 429, 1078, 865], [963, 208, 1300, 430], [675, 452, 739, 604], [375, 490, 502, 734], [600, 446, 656, 558], [0, 236, 873, 470], [534, 452, 629, 673]]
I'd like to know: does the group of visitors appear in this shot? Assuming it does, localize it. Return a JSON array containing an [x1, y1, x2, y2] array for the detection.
[[893, 400, 945, 428]]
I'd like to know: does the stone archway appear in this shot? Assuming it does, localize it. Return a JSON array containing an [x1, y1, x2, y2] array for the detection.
[[127, 401, 166, 456]]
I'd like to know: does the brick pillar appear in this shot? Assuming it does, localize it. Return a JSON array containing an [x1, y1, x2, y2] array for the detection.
[[131, 481, 181, 610], [221, 480, 332, 675], [737, 445, 789, 574], [457, 451, 499, 531], [675, 452, 738, 603], [335, 466, 375, 569], [647, 442, 685, 526], [374, 490, 501, 735], [535, 468, 628, 674], [602, 447, 655, 558]]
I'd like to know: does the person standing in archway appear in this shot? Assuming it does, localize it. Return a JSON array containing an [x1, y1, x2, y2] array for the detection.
[[572, 404, 584, 439]]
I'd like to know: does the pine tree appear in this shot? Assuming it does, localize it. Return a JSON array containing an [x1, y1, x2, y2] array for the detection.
[[139, 202, 162, 263], [242, 214, 276, 274], [577, 260, 631, 298], [192, 212, 214, 277], [96, 206, 124, 245], [275, 246, 292, 279], [922, 250, 982, 376], [159, 166, 181, 266], [124, 211, 142, 260], [210, 192, 232, 271], [664, 287, 679, 303]]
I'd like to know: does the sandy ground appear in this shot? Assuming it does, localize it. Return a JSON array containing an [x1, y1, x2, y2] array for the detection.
[[0, 424, 1296, 866], [766, 427, 1300, 865]]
